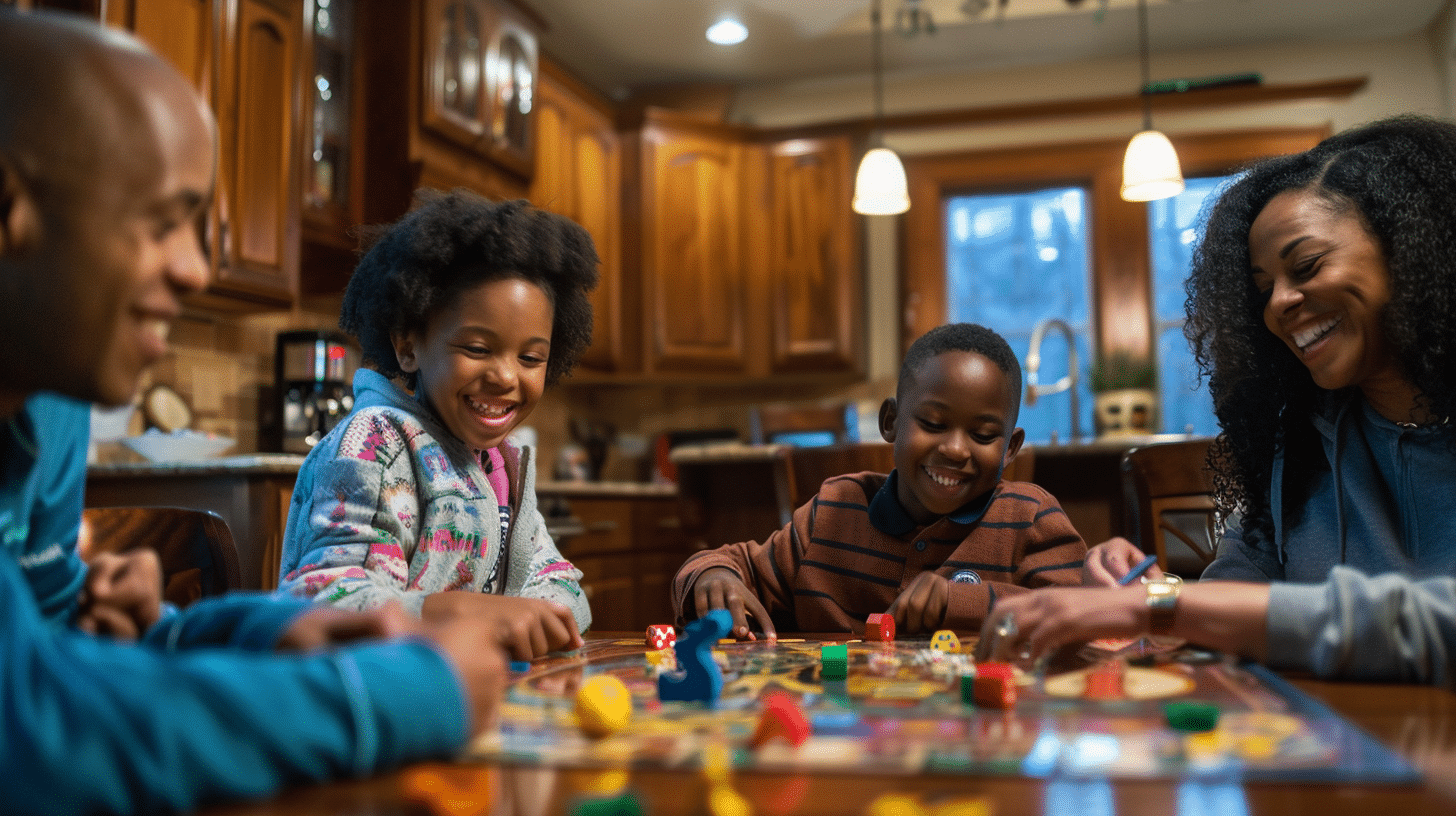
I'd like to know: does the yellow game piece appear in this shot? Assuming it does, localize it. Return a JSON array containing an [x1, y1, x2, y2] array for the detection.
[[573, 769, 630, 797], [929, 630, 961, 653], [645, 650, 672, 666], [929, 797, 994, 816], [701, 740, 735, 784], [866, 792, 929, 816], [708, 782, 753, 816], [575, 675, 632, 739]]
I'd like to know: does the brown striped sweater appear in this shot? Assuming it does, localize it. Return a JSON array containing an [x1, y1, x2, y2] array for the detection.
[[671, 470, 1086, 634]]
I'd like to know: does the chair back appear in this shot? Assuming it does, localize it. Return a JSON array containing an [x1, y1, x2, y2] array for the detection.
[[79, 506, 242, 607], [1121, 438, 1217, 577]]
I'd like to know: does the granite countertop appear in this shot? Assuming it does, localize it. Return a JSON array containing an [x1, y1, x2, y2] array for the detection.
[[87, 453, 309, 478], [667, 442, 787, 463]]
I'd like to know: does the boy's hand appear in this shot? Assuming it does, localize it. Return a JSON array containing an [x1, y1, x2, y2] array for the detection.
[[691, 568, 775, 641], [276, 603, 418, 651], [77, 549, 165, 640], [416, 616, 510, 735], [421, 592, 583, 661], [886, 571, 950, 635], [1082, 537, 1164, 587]]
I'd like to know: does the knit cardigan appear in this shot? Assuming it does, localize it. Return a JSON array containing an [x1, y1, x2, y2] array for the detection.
[[277, 369, 590, 632]]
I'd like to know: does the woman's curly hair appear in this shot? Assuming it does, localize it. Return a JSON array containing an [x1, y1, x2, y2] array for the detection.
[[1185, 115, 1456, 544], [340, 189, 599, 387]]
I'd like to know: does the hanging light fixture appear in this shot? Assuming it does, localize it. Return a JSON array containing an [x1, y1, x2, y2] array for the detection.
[[1120, 0, 1184, 202], [853, 0, 910, 215]]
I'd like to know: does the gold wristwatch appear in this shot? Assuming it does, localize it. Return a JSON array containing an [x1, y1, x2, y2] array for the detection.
[[1144, 574, 1182, 636]]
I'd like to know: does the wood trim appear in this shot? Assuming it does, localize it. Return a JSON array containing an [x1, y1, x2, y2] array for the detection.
[[901, 125, 1331, 364], [762, 78, 1365, 142]]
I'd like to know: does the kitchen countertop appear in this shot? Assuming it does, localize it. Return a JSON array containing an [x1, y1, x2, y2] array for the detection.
[[536, 479, 678, 498], [87, 453, 309, 477]]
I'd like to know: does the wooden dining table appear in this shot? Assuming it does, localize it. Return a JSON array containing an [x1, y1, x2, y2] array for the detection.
[[203, 635, 1456, 816]]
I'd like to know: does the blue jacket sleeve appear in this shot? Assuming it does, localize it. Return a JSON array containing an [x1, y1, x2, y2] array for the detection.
[[0, 553, 471, 815], [143, 591, 315, 651]]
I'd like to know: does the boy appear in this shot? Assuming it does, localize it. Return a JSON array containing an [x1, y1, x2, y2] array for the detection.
[[0, 10, 507, 813], [673, 323, 1087, 640]]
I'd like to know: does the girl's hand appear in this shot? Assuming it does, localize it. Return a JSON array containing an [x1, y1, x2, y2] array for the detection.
[[691, 568, 775, 641], [421, 591, 582, 661], [1082, 537, 1164, 587], [886, 571, 951, 635]]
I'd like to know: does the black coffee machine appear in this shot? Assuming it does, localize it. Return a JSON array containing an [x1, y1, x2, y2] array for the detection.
[[276, 330, 359, 454]]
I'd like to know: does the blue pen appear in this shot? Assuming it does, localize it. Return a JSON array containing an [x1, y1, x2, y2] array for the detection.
[[1118, 554, 1159, 585]]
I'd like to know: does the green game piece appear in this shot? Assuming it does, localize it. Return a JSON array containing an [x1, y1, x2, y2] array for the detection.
[[959, 673, 975, 706], [1164, 701, 1221, 732], [571, 792, 644, 816], [821, 643, 848, 680]]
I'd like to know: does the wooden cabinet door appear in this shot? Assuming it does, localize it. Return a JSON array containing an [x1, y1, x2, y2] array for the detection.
[[531, 66, 625, 373], [639, 125, 748, 374], [766, 136, 863, 374]]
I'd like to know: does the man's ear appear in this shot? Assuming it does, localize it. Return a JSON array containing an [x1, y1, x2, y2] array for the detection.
[[878, 397, 898, 443], [0, 157, 41, 257], [391, 332, 419, 373]]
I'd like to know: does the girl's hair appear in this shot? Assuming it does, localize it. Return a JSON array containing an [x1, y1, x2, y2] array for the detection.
[[1185, 114, 1456, 543], [340, 189, 599, 387]]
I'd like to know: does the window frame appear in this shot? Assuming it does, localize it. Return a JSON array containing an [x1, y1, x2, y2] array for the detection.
[[900, 127, 1330, 367]]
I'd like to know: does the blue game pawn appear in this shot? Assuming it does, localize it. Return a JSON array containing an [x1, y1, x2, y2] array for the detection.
[[657, 608, 732, 706]]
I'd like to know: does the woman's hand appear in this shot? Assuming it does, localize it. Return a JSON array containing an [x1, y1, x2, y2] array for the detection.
[[77, 549, 165, 639], [1082, 537, 1164, 586], [975, 586, 1148, 661], [421, 592, 582, 661], [886, 570, 951, 635], [691, 568, 775, 641]]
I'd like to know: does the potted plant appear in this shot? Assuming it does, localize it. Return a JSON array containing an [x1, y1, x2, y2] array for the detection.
[[1089, 351, 1158, 438]]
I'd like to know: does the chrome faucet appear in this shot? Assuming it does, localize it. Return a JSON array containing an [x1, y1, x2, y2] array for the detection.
[[1025, 318, 1082, 442]]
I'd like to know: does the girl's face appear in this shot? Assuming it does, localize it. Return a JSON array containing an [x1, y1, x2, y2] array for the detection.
[[393, 276, 553, 452], [1248, 190, 1406, 398]]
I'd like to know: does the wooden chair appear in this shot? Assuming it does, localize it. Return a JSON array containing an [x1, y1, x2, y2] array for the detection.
[[751, 402, 852, 446], [1121, 439, 1217, 577], [78, 506, 243, 608]]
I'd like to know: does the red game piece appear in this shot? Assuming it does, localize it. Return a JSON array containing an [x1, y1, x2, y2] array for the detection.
[[1083, 661, 1126, 700], [749, 691, 812, 749], [970, 662, 1017, 709], [865, 613, 895, 642], [646, 624, 676, 650]]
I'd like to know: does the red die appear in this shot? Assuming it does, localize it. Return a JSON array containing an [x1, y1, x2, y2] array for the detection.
[[646, 624, 676, 650], [865, 613, 895, 642]]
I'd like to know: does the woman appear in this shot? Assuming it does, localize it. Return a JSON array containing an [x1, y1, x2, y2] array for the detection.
[[980, 115, 1456, 685]]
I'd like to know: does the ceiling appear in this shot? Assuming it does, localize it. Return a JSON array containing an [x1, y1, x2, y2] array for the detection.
[[525, 0, 1451, 99]]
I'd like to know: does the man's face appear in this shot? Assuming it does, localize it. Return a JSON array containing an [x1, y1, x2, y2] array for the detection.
[[7, 59, 214, 408]]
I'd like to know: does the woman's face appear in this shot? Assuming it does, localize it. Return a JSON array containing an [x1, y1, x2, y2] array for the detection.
[[1248, 189, 1406, 396]]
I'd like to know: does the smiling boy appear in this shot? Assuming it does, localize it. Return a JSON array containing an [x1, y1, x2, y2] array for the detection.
[[672, 323, 1087, 639]]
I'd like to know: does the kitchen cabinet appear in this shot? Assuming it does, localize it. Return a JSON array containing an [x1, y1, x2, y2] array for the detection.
[[107, 0, 302, 310], [531, 60, 629, 373], [628, 114, 754, 375], [763, 135, 863, 375], [542, 487, 687, 633]]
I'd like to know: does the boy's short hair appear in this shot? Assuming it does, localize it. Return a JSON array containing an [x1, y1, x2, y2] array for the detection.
[[898, 323, 1023, 419]]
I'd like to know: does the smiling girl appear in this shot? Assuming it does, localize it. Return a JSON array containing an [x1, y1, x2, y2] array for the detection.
[[278, 191, 596, 659]]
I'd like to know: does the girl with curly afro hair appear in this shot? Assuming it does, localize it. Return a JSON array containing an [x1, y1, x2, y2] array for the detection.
[[279, 190, 599, 660], [979, 116, 1456, 685]]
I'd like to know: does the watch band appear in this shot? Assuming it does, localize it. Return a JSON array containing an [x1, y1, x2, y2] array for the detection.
[[1145, 575, 1182, 636]]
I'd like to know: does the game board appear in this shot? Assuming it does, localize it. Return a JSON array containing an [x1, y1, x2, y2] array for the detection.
[[467, 636, 1419, 784]]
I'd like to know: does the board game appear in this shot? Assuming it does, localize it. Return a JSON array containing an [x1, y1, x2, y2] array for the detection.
[[467, 634, 1419, 784]]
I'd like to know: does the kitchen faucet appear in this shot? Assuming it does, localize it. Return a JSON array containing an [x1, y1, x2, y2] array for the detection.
[[1025, 317, 1082, 442]]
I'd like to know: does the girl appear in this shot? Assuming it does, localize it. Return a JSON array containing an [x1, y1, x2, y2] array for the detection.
[[279, 191, 596, 660]]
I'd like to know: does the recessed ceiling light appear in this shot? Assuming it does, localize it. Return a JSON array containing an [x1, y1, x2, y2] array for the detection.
[[706, 18, 748, 45]]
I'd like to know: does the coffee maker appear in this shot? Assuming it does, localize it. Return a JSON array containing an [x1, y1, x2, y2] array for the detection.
[[276, 330, 359, 454]]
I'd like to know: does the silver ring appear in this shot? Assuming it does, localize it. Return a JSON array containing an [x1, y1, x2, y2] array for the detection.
[[994, 612, 1018, 642]]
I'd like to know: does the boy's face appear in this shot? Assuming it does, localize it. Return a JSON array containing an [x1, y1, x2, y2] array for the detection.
[[879, 350, 1025, 525], [393, 276, 552, 452], [0, 55, 213, 410]]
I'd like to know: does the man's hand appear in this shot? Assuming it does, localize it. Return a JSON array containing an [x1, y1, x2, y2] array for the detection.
[[885, 570, 950, 635], [1081, 537, 1164, 587], [421, 592, 583, 662], [77, 549, 164, 640], [691, 568, 775, 641], [276, 603, 419, 651]]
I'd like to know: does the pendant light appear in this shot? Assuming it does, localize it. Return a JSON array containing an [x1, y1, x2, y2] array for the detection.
[[853, 0, 910, 215], [1120, 0, 1184, 202]]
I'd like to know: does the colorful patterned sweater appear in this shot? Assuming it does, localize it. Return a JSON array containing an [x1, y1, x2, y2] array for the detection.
[[277, 369, 590, 632], [672, 470, 1086, 633]]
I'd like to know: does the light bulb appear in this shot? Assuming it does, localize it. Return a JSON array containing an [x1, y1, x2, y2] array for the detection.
[[853, 147, 910, 215], [706, 18, 747, 45], [1121, 129, 1185, 202]]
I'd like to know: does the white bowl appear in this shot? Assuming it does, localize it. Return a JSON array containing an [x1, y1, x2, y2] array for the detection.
[[121, 430, 236, 463]]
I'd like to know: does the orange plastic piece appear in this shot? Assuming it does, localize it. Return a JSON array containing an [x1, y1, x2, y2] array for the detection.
[[749, 690, 812, 748]]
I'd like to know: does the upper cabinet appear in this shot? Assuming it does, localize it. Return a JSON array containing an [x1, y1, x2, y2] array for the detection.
[[108, 0, 301, 310], [420, 0, 540, 178], [531, 61, 628, 374]]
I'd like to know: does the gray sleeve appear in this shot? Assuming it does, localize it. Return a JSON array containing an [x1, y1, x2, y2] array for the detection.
[[1266, 565, 1456, 686], [1200, 512, 1286, 582]]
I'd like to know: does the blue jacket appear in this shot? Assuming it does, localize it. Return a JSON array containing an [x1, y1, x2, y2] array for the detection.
[[1204, 390, 1456, 684], [1, 394, 470, 814]]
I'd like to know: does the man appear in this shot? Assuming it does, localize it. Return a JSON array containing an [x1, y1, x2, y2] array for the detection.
[[0, 10, 508, 814]]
